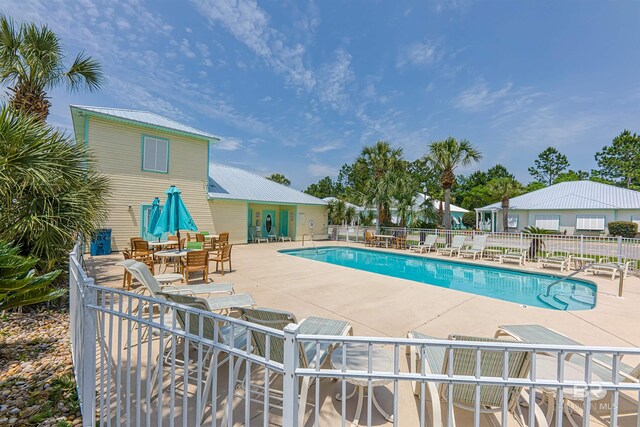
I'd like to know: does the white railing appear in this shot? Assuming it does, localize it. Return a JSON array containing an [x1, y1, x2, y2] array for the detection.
[[69, 245, 640, 426], [328, 226, 640, 263]]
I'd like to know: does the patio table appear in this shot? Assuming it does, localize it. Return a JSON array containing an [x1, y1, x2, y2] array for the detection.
[[153, 249, 197, 274], [374, 234, 395, 248], [147, 240, 174, 248], [484, 248, 504, 261], [331, 343, 394, 426]]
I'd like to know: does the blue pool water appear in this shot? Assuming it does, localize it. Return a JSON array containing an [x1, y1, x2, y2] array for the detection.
[[280, 247, 597, 311]]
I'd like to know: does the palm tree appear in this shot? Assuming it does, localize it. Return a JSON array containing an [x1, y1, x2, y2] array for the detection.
[[425, 137, 482, 230], [345, 206, 357, 226], [487, 177, 522, 232], [355, 141, 403, 226], [266, 173, 291, 186], [394, 176, 417, 227], [327, 200, 346, 225], [0, 106, 109, 269], [0, 16, 103, 121]]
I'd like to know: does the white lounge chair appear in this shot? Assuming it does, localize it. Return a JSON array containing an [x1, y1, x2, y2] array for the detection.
[[437, 235, 466, 257], [459, 235, 488, 260], [407, 330, 547, 427], [499, 249, 527, 266], [125, 261, 234, 298], [538, 252, 571, 272], [410, 234, 438, 253], [585, 257, 634, 280]]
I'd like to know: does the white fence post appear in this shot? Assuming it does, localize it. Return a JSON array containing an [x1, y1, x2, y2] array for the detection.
[[81, 279, 97, 427], [580, 235, 584, 258], [282, 323, 300, 426], [618, 236, 623, 263]]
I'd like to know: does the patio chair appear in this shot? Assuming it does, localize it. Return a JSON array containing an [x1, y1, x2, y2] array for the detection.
[[120, 254, 136, 290], [395, 234, 407, 249], [499, 249, 527, 266], [410, 234, 437, 253], [211, 244, 232, 276], [130, 236, 143, 251], [279, 233, 292, 242], [437, 235, 466, 257], [182, 250, 209, 284], [224, 307, 353, 427], [538, 252, 571, 272], [459, 235, 488, 260], [133, 239, 152, 257], [218, 232, 230, 247], [495, 325, 640, 383], [407, 330, 547, 427], [195, 233, 205, 243], [364, 230, 376, 247], [585, 257, 634, 280], [150, 292, 249, 422]]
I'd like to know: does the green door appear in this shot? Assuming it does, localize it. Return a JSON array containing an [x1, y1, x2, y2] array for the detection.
[[262, 210, 276, 237], [279, 209, 289, 237], [140, 205, 167, 241], [248, 208, 253, 242]]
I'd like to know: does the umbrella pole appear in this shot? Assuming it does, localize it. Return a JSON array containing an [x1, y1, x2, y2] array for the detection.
[[177, 230, 181, 251]]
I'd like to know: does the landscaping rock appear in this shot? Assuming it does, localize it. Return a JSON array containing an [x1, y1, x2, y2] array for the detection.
[[0, 310, 80, 427]]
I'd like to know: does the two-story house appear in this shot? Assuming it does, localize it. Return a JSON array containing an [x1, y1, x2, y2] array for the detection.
[[70, 105, 327, 251]]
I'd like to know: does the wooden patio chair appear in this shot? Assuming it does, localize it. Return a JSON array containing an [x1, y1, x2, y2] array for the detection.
[[181, 250, 208, 284], [133, 239, 151, 257], [211, 244, 232, 276], [130, 236, 143, 251]]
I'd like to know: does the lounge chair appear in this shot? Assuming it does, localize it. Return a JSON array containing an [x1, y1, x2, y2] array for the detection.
[[585, 257, 634, 280], [459, 235, 488, 260], [407, 330, 547, 427], [437, 235, 466, 257], [151, 292, 249, 423], [124, 261, 234, 298], [225, 307, 353, 426], [410, 234, 437, 253], [499, 249, 527, 266], [495, 325, 640, 383], [538, 252, 571, 272]]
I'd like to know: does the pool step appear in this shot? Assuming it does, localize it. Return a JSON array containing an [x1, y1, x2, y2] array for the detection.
[[555, 294, 596, 309], [537, 294, 569, 310]]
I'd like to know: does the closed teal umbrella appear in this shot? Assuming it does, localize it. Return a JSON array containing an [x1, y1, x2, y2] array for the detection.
[[153, 185, 198, 249], [148, 197, 162, 240]]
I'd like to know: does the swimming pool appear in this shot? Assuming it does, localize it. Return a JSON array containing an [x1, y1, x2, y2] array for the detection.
[[280, 247, 597, 311]]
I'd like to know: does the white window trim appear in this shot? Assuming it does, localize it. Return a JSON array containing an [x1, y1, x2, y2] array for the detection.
[[534, 214, 560, 231], [575, 214, 606, 231], [142, 135, 169, 173]]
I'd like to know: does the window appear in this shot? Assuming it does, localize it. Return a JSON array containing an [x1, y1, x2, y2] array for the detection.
[[535, 214, 560, 231], [142, 136, 169, 173], [632, 216, 640, 228], [576, 215, 605, 231], [507, 214, 519, 229]]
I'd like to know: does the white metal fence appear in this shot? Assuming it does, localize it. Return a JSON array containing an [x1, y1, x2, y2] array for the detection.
[[69, 243, 640, 426], [328, 226, 640, 263]]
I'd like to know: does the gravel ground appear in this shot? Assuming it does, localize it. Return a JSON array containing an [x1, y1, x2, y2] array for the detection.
[[0, 310, 82, 427]]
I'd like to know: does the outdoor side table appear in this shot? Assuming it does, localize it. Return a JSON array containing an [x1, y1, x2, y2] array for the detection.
[[484, 248, 504, 261], [331, 343, 394, 427], [571, 256, 593, 270], [535, 354, 606, 427]]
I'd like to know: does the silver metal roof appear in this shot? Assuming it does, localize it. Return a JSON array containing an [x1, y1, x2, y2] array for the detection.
[[478, 180, 640, 211], [208, 164, 326, 205], [322, 197, 365, 211], [413, 194, 469, 213], [70, 105, 220, 141]]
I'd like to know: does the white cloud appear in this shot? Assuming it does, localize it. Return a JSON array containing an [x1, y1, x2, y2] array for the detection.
[[179, 38, 196, 58], [308, 163, 338, 177], [317, 49, 354, 112], [453, 80, 513, 111], [214, 137, 242, 151], [397, 41, 440, 68], [191, 0, 316, 91], [310, 142, 341, 153]]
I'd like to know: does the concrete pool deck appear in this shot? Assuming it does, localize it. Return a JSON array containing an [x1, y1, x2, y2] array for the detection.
[[86, 240, 640, 426]]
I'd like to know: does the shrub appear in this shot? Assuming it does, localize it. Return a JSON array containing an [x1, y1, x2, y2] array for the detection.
[[0, 241, 64, 310], [0, 106, 109, 270], [608, 221, 638, 238], [462, 211, 476, 229]]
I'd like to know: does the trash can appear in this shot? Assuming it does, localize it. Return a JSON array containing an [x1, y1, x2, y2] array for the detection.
[[90, 228, 112, 256]]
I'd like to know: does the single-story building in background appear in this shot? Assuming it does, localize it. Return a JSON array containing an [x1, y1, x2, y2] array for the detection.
[[70, 105, 327, 251], [412, 194, 469, 229], [475, 180, 640, 235]]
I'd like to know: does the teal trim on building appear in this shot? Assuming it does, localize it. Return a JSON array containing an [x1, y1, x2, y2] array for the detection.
[[141, 134, 170, 174]]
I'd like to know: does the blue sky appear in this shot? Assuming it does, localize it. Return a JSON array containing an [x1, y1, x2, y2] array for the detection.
[[5, 1, 640, 190]]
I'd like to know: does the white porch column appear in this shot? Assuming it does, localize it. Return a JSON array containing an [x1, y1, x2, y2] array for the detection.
[[476, 211, 479, 229], [490, 210, 495, 232]]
